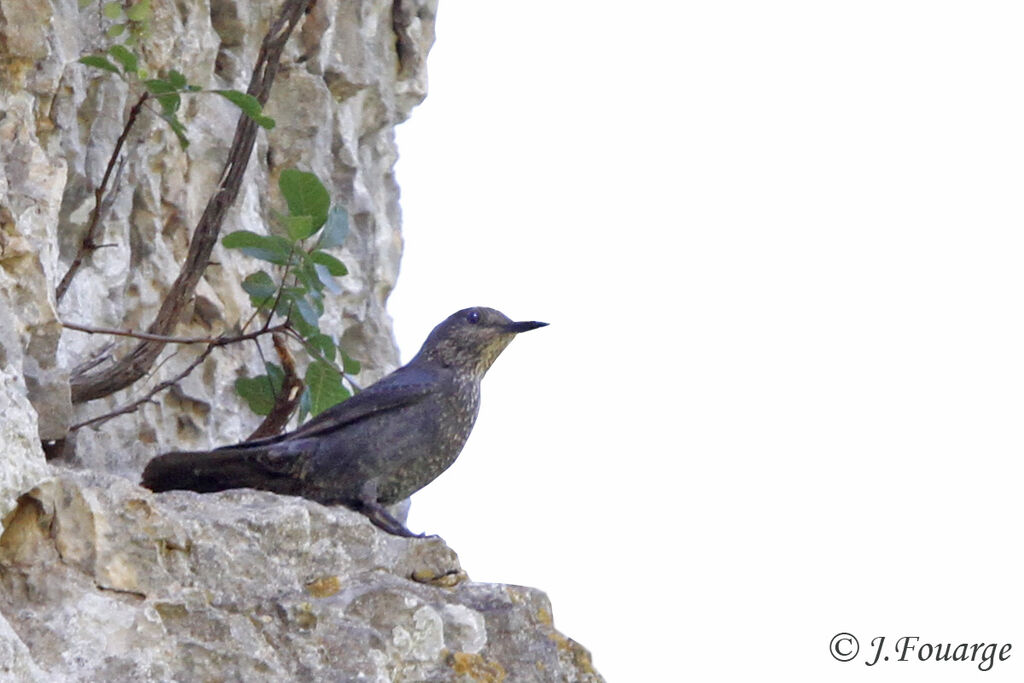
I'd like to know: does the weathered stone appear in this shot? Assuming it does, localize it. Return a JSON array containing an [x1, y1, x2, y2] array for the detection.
[[0, 91, 72, 441], [0, 610, 45, 683], [0, 365, 50, 522], [0, 0, 602, 677], [3, 0, 429, 476], [0, 470, 601, 681]]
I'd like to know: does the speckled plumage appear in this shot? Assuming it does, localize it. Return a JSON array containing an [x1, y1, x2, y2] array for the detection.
[[141, 307, 546, 536]]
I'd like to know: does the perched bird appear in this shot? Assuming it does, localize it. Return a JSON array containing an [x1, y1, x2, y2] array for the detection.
[[141, 307, 546, 536]]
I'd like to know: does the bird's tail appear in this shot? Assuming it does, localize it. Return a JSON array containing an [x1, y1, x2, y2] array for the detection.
[[141, 447, 288, 495]]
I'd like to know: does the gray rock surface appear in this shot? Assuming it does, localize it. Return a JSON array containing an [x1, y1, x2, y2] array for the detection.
[[1, 0, 439, 476], [0, 0, 602, 679], [0, 470, 601, 682], [0, 365, 49, 523]]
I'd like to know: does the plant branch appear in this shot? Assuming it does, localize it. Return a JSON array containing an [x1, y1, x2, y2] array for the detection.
[[69, 345, 217, 432], [69, 0, 314, 404], [263, 246, 299, 331], [56, 91, 149, 302], [69, 341, 115, 381], [246, 333, 303, 440], [62, 319, 290, 345], [281, 326, 362, 393], [67, 322, 295, 432]]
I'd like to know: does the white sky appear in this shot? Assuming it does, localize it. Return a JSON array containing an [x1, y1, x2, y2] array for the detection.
[[388, 2, 1024, 680]]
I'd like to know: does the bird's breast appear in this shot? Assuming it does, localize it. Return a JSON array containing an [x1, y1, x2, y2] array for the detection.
[[367, 377, 482, 504], [436, 377, 480, 455]]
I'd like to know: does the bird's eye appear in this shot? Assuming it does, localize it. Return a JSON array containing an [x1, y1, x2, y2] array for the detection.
[[466, 310, 480, 324]]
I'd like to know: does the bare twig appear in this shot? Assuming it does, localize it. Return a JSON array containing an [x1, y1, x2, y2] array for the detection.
[[69, 345, 217, 431], [262, 245, 299, 331], [62, 319, 290, 345], [239, 301, 265, 335], [56, 92, 150, 302], [67, 322, 295, 432], [146, 345, 185, 385], [69, 0, 314, 404]]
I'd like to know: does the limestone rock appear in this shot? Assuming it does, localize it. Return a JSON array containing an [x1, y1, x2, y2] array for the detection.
[[0, 76, 71, 442], [0, 0, 603, 677], [0, 470, 602, 682], [1, 0, 436, 478], [0, 365, 50, 522]]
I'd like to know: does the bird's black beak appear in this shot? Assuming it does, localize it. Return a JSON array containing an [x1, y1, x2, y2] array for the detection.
[[505, 320, 548, 333]]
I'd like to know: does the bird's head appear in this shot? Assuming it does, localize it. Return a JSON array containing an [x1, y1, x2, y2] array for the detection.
[[415, 307, 547, 377]]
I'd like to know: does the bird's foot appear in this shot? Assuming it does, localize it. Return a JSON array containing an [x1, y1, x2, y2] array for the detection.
[[359, 501, 423, 538]]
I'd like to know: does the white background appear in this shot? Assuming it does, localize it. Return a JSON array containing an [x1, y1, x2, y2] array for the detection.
[[388, 2, 1024, 680]]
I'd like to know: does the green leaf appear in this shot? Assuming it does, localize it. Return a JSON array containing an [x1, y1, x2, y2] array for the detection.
[[80, 55, 121, 74], [222, 230, 292, 265], [168, 69, 187, 89], [156, 93, 180, 117], [235, 365, 284, 416], [214, 89, 259, 115], [79, 0, 95, 9], [284, 214, 315, 241], [289, 311, 318, 338], [125, 0, 150, 21], [309, 250, 347, 276], [214, 89, 259, 117], [106, 23, 126, 38], [275, 290, 318, 337], [314, 263, 342, 294], [274, 287, 300, 311], [307, 333, 336, 362], [318, 206, 349, 248], [305, 286, 324, 315], [108, 45, 137, 73], [266, 362, 285, 390], [293, 261, 321, 295], [279, 169, 329, 230], [143, 78, 175, 95], [293, 295, 320, 328], [298, 386, 312, 423], [241, 270, 277, 306], [213, 90, 275, 129], [164, 115, 189, 149], [102, 1, 122, 19], [341, 351, 361, 375], [146, 80, 183, 128], [305, 360, 349, 416]]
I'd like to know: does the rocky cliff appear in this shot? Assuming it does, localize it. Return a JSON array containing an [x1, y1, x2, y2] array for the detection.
[[0, 0, 602, 679], [0, 470, 601, 681]]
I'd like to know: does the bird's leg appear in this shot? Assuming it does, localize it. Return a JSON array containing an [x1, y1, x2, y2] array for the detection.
[[359, 500, 423, 537], [355, 482, 424, 537]]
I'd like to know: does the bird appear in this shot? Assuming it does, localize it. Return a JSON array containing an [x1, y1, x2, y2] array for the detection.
[[141, 307, 547, 536]]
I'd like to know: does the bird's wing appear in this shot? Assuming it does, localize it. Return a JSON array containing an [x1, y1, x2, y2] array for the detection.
[[226, 365, 439, 450], [291, 373, 437, 439]]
